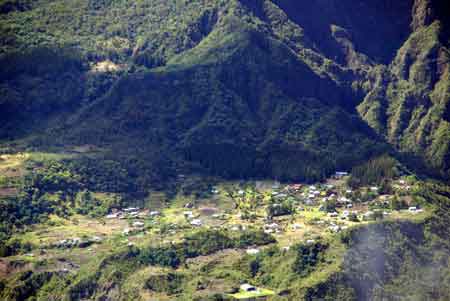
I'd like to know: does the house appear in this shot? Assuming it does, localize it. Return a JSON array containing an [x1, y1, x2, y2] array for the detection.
[[335, 171, 348, 178], [183, 211, 194, 218], [291, 223, 302, 230], [290, 184, 303, 191], [329, 225, 340, 233], [231, 225, 240, 231], [129, 212, 139, 218], [240, 284, 257, 292], [408, 207, 417, 212], [190, 219, 203, 226], [132, 221, 145, 228], [246, 248, 260, 255], [338, 197, 351, 204], [138, 211, 149, 218], [106, 213, 119, 219], [265, 223, 279, 230], [123, 207, 139, 212], [328, 212, 339, 218], [91, 236, 102, 243], [306, 239, 315, 245], [304, 199, 314, 205], [275, 193, 288, 199]]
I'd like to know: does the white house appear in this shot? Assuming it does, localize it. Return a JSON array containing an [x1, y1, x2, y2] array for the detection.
[[328, 212, 339, 218], [335, 171, 348, 178], [190, 219, 203, 226], [123, 207, 139, 212], [183, 211, 194, 218], [246, 248, 260, 255], [240, 284, 257, 292], [106, 213, 119, 219], [132, 221, 145, 228]]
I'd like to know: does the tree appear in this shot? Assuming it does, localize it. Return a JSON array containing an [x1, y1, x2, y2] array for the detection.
[[324, 199, 337, 213], [390, 196, 407, 210], [348, 213, 359, 222], [373, 210, 384, 220]]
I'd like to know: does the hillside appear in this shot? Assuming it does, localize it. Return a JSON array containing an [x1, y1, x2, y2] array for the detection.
[[0, 0, 448, 183]]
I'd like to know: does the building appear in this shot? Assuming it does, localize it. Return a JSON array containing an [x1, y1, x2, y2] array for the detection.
[[123, 207, 139, 212], [246, 248, 260, 255], [335, 171, 348, 178], [240, 284, 257, 292], [132, 221, 145, 228], [106, 213, 119, 219], [190, 219, 203, 226], [328, 212, 339, 218], [291, 223, 302, 230]]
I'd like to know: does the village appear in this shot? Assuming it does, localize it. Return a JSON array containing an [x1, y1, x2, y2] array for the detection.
[[2, 171, 430, 299], [99, 171, 423, 248]]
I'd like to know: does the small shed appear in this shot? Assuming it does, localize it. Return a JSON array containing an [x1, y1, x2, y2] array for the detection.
[[240, 284, 257, 292]]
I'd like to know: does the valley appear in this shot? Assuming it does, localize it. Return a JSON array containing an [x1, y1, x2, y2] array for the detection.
[[0, 0, 449, 300], [0, 149, 445, 300]]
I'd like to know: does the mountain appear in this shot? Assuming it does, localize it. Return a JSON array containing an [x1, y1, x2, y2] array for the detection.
[[1, 1, 450, 300], [0, 0, 448, 184]]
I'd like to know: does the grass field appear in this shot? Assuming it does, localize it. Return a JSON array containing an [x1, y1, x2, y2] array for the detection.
[[229, 287, 276, 299]]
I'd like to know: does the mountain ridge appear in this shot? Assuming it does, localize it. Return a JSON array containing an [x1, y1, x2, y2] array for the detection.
[[0, 0, 449, 182]]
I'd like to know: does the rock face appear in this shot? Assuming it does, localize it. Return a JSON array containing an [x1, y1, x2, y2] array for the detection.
[[0, 0, 449, 180], [359, 0, 450, 178], [412, 0, 450, 31]]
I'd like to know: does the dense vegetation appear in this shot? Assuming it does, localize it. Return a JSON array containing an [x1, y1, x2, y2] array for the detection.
[[0, 229, 275, 301], [348, 155, 400, 187], [1, 0, 448, 182]]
